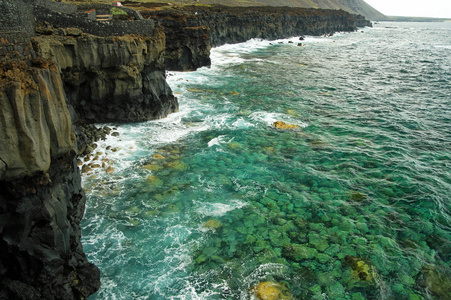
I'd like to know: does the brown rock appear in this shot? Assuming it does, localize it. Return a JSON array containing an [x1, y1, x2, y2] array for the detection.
[[250, 281, 294, 300], [273, 121, 299, 130]]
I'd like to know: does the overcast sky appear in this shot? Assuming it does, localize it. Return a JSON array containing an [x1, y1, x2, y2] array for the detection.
[[364, 0, 451, 18]]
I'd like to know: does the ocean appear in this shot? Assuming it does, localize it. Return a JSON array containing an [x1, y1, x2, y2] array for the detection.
[[81, 22, 451, 299]]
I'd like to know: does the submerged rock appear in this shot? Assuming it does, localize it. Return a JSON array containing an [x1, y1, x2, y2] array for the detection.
[[250, 281, 294, 300], [142, 164, 164, 171], [344, 255, 375, 283], [282, 243, 318, 261], [273, 121, 299, 130], [204, 219, 222, 230], [167, 160, 188, 171], [420, 264, 451, 299], [147, 175, 163, 186], [348, 191, 368, 203]]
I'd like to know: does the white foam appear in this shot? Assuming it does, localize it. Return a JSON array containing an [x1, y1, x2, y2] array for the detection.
[[434, 45, 451, 49], [167, 278, 228, 300], [232, 117, 255, 129], [207, 135, 234, 147], [249, 111, 309, 128], [194, 199, 247, 217]]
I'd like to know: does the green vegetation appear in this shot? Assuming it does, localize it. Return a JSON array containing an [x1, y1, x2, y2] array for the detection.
[[111, 7, 128, 16]]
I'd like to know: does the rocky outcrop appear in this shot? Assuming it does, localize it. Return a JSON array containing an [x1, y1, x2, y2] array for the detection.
[[162, 23, 211, 72], [0, 151, 100, 300], [32, 30, 178, 123], [142, 5, 371, 71], [0, 54, 100, 298], [0, 60, 73, 180]]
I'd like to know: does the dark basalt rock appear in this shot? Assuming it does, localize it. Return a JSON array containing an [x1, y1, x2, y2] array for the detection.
[[142, 5, 371, 71], [33, 32, 179, 124], [0, 151, 100, 300]]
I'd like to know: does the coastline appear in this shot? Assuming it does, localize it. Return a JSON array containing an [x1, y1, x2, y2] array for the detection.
[[0, 0, 371, 298], [80, 22, 451, 298]]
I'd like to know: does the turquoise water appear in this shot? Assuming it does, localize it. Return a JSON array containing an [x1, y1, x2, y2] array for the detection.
[[81, 22, 451, 299]]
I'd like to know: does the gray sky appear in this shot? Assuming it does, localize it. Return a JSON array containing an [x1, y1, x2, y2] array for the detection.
[[364, 0, 451, 18]]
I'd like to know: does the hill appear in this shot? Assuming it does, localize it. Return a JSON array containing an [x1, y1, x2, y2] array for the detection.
[[116, 0, 386, 20]]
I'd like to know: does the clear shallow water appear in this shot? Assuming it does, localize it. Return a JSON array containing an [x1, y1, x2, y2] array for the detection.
[[81, 22, 451, 299]]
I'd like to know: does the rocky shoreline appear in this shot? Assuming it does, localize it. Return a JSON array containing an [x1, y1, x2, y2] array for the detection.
[[0, 0, 370, 298], [139, 3, 371, 71]]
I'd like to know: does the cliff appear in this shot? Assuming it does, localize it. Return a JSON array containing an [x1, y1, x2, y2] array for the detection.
[[0, 60, 73, 179], [0, 52, 100, 298], [0, 0, 177, 298], [141, 5, 371, 71], [33, 30, 178, 123]]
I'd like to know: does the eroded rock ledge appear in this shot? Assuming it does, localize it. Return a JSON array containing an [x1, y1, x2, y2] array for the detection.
[[33, 31, 178, 123], [0, 0, 177, 298]]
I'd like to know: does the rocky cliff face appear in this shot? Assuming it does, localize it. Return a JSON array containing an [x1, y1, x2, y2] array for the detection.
[[161, 22, 211, 72], [0, 0, 181, 297], [0, 55, 100, 299], [0, 60, 73, 180], [142, 5, 371, 71], [33, 29, 178, 123], [0, 151, 100, 300]]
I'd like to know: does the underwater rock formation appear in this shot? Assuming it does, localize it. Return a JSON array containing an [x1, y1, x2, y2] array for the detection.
[[273, 121, 300, 130], [282, 243, 318, 260], [204, 219, 222, 230], [420, 265, 451, 299], [250, 281, 294, 300], [344, 255, 375, 283]]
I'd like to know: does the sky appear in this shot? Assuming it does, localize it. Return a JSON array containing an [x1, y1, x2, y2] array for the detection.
[[364, 0, 451, 18]]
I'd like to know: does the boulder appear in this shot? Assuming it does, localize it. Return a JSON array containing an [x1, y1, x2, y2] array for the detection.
[[273, 121, 299, 130], [250, 281, 294, 300]]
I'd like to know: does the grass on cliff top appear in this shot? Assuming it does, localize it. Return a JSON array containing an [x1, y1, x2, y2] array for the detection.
[[62, 0, 275, 7]]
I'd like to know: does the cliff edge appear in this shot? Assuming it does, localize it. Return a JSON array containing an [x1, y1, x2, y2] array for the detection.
[[0, 49, 100, 300], [140, 4, 371, 71], [33, 31, 178, 123], [0, 1, 102, 298]]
